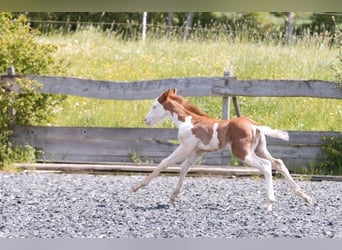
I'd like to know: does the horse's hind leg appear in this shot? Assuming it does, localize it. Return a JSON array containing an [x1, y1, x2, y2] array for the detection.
[[255, 134, 313, 204], [243, 152, 276, 211], [273, 158, 312, 204]]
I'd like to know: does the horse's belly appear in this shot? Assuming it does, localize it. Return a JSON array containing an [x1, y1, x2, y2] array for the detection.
[[198, 143, 219, 151], [195, 122, 221, 151], [197, 137, 220, 151]]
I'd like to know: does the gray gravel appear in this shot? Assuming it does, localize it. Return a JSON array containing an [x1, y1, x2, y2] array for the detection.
[[0, 172, 341, 238]]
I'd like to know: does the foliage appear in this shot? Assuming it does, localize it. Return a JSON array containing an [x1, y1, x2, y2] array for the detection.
[[0, 12, 65, 167], [0, 79, 65, 166], [0, 12, 64, 74], [315, 136, 342, 175], [309, 13, 342, 35]]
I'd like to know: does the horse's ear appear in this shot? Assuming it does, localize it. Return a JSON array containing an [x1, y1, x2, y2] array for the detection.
[[158, 89, 170, 103], [158, 88, 177, 103], [171, 88, 177, 95]]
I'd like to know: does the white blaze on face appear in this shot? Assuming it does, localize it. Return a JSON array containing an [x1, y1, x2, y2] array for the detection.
[[144, 99, 169, 127]]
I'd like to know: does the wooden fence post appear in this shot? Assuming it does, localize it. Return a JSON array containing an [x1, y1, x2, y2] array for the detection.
[[221, 70, 242, 165], [222, 71, 242, 118], [222, 71, 231, 120], [232, 96, 241, 117], [221, 71, 231, 165]]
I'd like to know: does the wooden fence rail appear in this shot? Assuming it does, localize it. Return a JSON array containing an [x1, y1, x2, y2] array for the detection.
[[1, 74, 342, 99], [10, 126, 341, 168], [2, 72, 341, 170]]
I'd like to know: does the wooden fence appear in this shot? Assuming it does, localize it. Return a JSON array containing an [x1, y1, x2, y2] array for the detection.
[[2, 71, 341, 170]]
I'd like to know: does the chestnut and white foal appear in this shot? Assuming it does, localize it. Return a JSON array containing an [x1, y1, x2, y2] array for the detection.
[[131, 88, 312, 211]]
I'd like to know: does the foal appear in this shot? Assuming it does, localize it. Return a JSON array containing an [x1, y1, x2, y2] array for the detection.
[[131, 88, 312, 210]]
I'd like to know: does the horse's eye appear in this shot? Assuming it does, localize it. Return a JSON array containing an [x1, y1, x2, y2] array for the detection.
[[152, 106, 156, 109]]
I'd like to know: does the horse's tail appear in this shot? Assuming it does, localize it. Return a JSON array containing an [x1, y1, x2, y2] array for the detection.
[[256, 126, 289, 141]]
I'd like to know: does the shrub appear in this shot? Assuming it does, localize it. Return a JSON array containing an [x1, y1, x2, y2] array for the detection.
[[315, 25, 342, 175], [0, 12, 65, 167], [315, 136, 342, 175]]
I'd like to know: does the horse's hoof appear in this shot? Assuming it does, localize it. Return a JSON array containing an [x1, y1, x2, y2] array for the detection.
[[169, 196, 176, 203], [305, 196, 313, 205], [266, 203, 273, 211]]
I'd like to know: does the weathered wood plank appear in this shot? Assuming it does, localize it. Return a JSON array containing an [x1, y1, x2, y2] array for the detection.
[[11, 126, 339, 146], [11, 126, 340, 168], [270, 131, 341, 145], [27, 75, 219, 99], [31, 143, 319, 166], [267, 145, 321, 159], [11, 126, 178, 142], [212, 78, 342, 99], [2, 75, 341, 99]]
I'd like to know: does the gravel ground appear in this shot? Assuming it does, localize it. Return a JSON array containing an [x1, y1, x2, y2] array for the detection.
[[0, 172, 341, 238]]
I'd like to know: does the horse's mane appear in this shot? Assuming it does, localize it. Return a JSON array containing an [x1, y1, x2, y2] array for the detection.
[[170, 95, 210, 118]]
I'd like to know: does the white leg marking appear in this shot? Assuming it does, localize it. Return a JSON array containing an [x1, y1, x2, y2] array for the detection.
[[255, 136, 313, 205], [275, 159, 313, 204], [244, 153, 275, 211], [170, 151, 203, 202], [131, 145, 191, 192]]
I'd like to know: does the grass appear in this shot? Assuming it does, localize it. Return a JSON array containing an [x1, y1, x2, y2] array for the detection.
[[39, 27, 341, 131]]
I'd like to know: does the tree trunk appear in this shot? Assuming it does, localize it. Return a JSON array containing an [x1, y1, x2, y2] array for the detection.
[[184, 12, 194, 40], [165, 12, 173, 38], [284, 12, 295, 44]]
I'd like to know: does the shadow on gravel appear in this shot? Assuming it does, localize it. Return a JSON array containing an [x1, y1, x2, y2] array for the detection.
[[129, 203, 171, 211], [129, 201, 230, 213]]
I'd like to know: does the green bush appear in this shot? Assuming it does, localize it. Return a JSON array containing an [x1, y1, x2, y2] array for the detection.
[[0, 13, 63, 74], [1, 79, 65, 165], [0, 12, 65, 167], [315, 136, 342, 175], [314, 27, 342, 176]]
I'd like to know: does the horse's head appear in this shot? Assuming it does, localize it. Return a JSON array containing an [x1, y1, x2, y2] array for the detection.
[[144, 88, 177, 127]]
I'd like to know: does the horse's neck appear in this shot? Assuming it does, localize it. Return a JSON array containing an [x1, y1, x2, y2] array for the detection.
[[167, 101, 193, 127]]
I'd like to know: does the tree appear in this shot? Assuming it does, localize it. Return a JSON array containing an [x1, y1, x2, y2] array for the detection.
[[165, 12, 173, 38], [284, 12, 295, 44], [184, 12, 194, 40]]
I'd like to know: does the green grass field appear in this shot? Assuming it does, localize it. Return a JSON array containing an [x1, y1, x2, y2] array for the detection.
[[40, 28, 341, 131]]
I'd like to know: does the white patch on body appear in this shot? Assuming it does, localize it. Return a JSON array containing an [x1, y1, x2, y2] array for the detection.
[[177, 116, 199, 147], [197, 122, 220, 151]]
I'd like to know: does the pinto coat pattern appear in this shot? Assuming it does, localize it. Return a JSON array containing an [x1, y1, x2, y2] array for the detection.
[[131, 88, 312, 211]]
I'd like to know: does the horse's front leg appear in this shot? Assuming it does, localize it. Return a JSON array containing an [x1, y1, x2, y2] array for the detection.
[[170, 151, 203, 202], [131, 145, 190, 193]]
